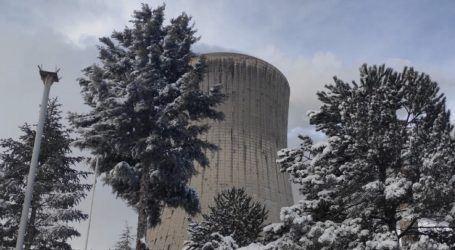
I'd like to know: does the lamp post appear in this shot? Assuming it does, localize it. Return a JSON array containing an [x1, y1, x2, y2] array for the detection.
[[84, 156, 100, 250], [15, 67, 60, 250]]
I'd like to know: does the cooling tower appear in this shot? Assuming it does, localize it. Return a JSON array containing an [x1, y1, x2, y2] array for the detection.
[[146, 52, 293, 249]]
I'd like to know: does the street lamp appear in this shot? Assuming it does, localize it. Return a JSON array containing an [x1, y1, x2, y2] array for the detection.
[[15, 66, 60, 250], [84, 156, 100, 250]]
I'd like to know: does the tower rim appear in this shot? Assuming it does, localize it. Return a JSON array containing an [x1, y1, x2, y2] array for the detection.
[[200, 52, 289, 89]]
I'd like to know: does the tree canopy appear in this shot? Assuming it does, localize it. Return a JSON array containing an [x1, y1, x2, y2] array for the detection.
[[0, 99, 90, 250], [265, 64, 455, 249], [69, 3, 223, 245], [185, 188, 268, 249], [114, 222, 134, 250]]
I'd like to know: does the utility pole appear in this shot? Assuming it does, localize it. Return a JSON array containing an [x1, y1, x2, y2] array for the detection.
[[15, 67, 60, 250], [84, 156, 100, 250]]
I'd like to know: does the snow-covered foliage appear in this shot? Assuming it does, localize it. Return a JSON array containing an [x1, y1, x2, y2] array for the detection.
[[0, 99, 90, 249], [69, 3, 224, 242], [183, 233, 238, 250], [265, 65, 455, 249], [237, 243, 266, 250], [184, 188, 268, 249]]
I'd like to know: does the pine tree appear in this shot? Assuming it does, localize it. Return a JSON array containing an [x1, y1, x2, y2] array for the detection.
[[184, 188, 268, 249], [0, 98, 91, 250], [69, 4, 224, 248], [114, 222, 134, 250], [264, 65, 455, 249]]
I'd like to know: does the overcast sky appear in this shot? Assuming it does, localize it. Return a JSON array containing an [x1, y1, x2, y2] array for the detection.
[[1, 1, 455, 249]]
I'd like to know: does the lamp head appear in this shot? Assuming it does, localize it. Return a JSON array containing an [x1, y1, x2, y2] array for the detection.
[[38, 65, 60, 84]]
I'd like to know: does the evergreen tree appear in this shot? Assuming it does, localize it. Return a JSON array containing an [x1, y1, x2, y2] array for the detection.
[[185, 188, 268, 249], [0, 99, 91, 250], [264, 65, 455, 249], [114, 222, 134, 250], [69, 4, 223, 248]]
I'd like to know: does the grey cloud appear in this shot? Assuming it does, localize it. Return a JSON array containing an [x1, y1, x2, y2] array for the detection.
[[0, 18, 139, 250], [0, 29, 95, 140], [193, 43, 240, 54], [251, 47, 455, 152]]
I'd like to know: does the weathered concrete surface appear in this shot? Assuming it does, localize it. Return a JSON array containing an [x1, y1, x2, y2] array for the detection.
[[146, 52, 293, 250]]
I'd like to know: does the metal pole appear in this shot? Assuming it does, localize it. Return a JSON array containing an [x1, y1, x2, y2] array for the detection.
[[16, 68, 59, 250], [84, 156, 100, 250]]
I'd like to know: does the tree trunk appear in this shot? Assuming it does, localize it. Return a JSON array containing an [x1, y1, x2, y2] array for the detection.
[[398, 203, 418, 247], [24, 206, 37, 250], [136, 167, 148, 250]]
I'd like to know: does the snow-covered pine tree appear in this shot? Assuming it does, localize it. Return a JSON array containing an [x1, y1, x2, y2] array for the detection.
[[114, 222, 134, 250], [69, 4, 223, 248], [264, 64, 455, 249], [0, 98, 90, 250], [184, 188, 268, 249]]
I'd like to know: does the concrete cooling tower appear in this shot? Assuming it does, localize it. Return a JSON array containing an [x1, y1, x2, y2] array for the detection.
[[147, 52, 293, 249]]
